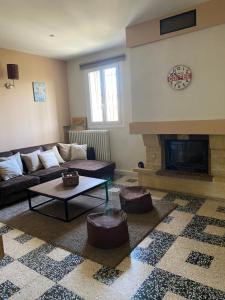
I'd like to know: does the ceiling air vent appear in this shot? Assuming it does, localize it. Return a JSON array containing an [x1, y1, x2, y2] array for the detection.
[[160, 9, 196, 35]]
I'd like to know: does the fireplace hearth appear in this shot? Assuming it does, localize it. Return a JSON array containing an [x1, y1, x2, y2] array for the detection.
[[164, 139, 209, 174]]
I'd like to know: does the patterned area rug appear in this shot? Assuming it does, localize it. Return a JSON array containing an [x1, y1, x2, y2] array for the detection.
[[0, 185, 175, 268]]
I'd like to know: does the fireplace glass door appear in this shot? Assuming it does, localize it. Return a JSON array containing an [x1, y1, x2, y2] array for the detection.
[[165, 140, 208, 174]]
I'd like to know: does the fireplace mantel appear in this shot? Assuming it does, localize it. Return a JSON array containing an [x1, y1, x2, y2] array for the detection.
[[130, 119, 225, 135]]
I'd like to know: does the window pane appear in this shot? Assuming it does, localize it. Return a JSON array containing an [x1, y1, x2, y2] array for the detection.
[[104, 67, 119, 122], [88, 70, 103, 122]]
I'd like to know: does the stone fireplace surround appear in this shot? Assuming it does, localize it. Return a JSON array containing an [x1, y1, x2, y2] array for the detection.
[[130, 120, 225, 199]]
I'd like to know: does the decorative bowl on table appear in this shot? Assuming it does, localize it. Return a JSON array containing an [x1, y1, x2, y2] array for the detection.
[[62, 170, 79, 187]]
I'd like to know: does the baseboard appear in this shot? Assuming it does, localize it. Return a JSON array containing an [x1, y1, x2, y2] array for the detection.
[[115, 169, 137, 177]]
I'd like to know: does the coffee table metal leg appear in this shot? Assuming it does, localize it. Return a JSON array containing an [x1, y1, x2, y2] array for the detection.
[[0, 235, 4, 259], [105, 181, 109, 209], [28, 190, 32, 210], [64, 201, 69, 222]]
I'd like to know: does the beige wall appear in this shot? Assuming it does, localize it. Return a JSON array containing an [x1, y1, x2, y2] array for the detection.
[[67, 47, 145, 172], [130, 24, 225, 122], [0, 48, 70, 151]]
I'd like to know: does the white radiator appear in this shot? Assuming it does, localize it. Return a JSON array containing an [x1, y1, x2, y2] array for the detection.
[[69, 130, 111, 161]]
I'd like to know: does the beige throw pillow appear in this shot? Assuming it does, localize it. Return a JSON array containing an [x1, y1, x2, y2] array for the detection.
[[0, 158, 22, 180], [58, 143, 77, 161], [58, 143, 71, 161], [50, 146, 65, 164], [38, 151, 59, 169], [71, 144, 87, 160], [21, 150, 43, 173]]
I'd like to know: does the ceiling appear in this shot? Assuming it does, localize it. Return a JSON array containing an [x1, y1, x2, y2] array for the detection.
[[0, 0, 208, 60]]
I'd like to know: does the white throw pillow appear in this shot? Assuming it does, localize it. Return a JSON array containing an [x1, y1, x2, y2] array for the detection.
[[0, 158, 22, 180], [71, 144, 87, 160], [21, 150, 43, 173], [50, 146, 65, 164], [38, 151, 59, 169], [0, 152, 23, 173], [58, 143, 77, 161]]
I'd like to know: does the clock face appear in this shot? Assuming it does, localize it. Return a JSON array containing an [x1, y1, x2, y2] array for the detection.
[[167, 65, 192, 90]]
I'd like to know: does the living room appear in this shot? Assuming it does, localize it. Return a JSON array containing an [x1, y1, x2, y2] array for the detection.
[[0, 0, 225, 299]]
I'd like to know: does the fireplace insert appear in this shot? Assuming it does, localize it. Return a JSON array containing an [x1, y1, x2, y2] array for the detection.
[[164, 139, 208, 174]]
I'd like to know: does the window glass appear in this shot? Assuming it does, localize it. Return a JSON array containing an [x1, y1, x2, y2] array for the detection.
[[88, 70, 103, 122], [87, 64, 121, 126]]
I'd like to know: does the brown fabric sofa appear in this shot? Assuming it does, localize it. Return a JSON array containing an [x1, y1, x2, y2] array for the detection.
[[0, 143, 115, 207]]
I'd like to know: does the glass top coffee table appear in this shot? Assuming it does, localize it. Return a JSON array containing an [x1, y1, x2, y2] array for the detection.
[[27, 176, 108, 222]]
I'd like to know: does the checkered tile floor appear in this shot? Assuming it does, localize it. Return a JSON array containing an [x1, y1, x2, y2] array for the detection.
[[1, 178, 225, 299]]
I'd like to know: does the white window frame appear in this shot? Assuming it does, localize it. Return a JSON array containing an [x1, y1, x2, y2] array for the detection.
[[85, 62, 123, 128]]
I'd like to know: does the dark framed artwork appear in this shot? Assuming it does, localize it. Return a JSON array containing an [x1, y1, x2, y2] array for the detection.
[[32, 81, 46, 102]]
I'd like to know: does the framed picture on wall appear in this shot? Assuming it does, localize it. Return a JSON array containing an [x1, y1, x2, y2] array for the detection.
[[32, 81, 46, 102]]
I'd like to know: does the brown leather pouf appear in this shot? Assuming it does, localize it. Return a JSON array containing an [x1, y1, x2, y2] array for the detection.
[[87, 209, 129, 249], [119, 186, 153, 213]]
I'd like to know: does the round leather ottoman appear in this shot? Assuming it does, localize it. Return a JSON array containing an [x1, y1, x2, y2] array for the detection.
[[119, 186, 153, 213], [87, 209, 129, 249]]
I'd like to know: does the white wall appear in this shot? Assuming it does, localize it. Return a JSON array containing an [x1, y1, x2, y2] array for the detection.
[[130, 24, 225, 122], [67, 47, 145, 172], [67, 24, 225, 171]]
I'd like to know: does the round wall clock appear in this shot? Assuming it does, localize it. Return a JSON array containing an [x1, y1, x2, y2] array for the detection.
[[167, 65, 192, 90]]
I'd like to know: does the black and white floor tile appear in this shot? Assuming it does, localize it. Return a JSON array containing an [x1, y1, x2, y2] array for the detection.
[[217, 206, 225, 213], [185, 250, 214, 269], [162, 215, 174, 224], [14, 233, 33, 244], [92, 266, 122, 285], [132, 268, 225, 300], [18, 244, 84, 282], [0, 280, 20, 299], [0, 255, 14, 269], [162, 192, 206, 214], [0, 177, 225, 299], [181, 215, 225, 246], [38, 285, 84, 300], [130, 230, 177, 266]]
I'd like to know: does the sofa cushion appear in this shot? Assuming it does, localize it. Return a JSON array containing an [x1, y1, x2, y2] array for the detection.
[[0, 175, 40, 197], [58, 143, 74, 161], [0, 152, 23, 173], [21, 150, 43, 173], [38, 151, 59, 169], [71, 144, 87, 160], [63, 160, 115, 178], [42, 145, 65, 164], [12, 146, 43, 173], [0, 151, 13, 158], [0, 158, 22, 181], [30, 166, 68, 183]]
